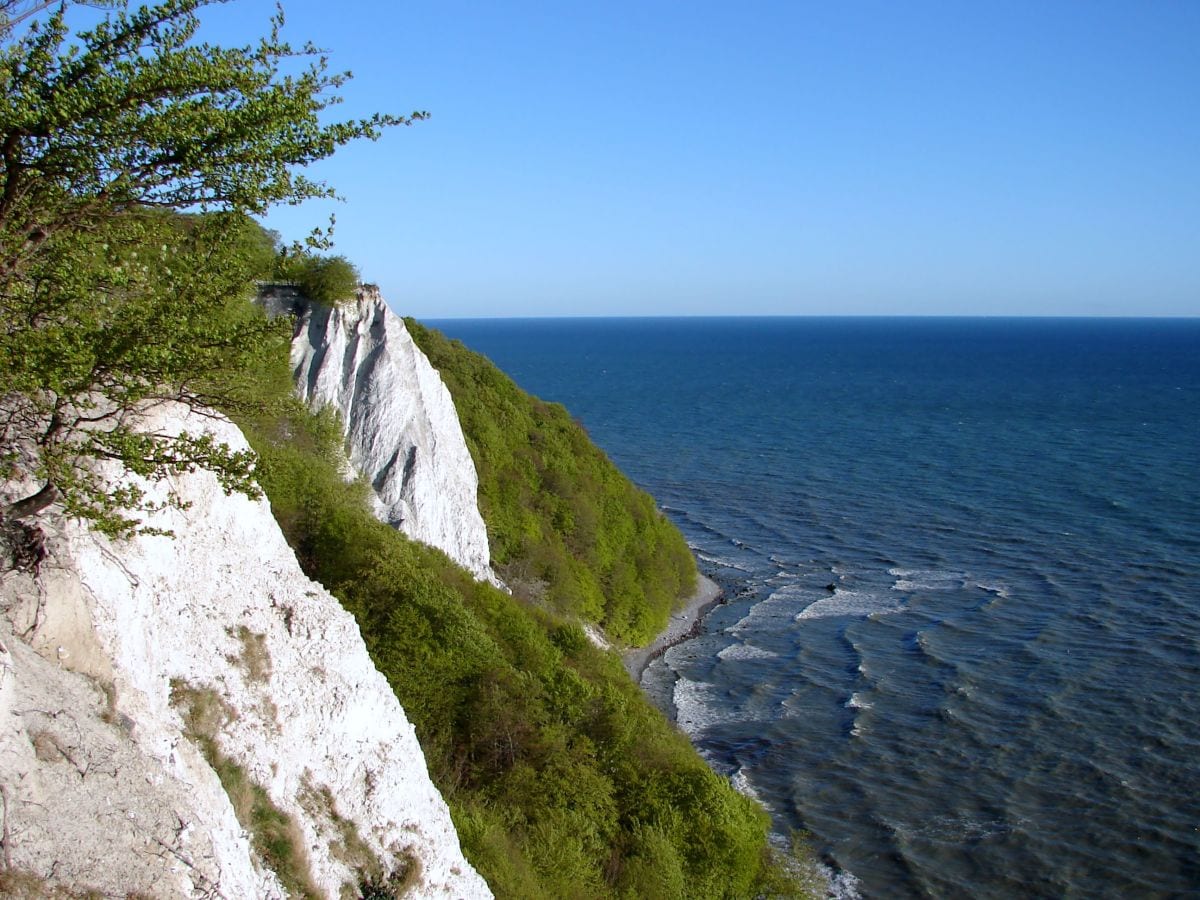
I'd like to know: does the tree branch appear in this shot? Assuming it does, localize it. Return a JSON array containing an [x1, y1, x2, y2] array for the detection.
[[3, 481, 59, 519]]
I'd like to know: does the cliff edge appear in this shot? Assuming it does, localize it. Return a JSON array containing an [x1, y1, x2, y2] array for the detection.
[[0, 403, 491, 899], [265, 285, 497, 585]]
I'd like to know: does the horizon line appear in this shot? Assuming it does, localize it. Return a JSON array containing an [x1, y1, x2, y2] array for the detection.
[[416, 312, 1200, 321]]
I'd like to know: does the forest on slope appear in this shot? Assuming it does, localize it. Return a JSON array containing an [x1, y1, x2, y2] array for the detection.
[[0, 1, 812, 894], [243, 372, 809, 897], [406, 319, 697, 647]]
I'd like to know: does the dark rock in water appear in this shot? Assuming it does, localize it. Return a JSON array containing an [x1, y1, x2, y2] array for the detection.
[[825, 582, 837, 592]]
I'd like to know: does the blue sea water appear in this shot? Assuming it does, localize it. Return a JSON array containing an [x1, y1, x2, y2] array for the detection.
[[428, 316, 1200, 899]]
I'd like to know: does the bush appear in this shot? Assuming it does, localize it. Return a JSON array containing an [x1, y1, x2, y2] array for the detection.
[[279, 253, 361, 306]]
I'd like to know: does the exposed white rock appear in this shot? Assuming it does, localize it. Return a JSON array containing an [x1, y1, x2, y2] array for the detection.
[[278, 286, 497, 585], [0, 403, 491, 899]]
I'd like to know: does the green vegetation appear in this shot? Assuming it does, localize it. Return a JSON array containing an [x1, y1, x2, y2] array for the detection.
[[241, 392, 811, 898], [0, 207, 293, 535], [278, 252, 362, 307], [0, 0, 421, 534], [0, 4, 815, 896], [406, 320, 696, 646]]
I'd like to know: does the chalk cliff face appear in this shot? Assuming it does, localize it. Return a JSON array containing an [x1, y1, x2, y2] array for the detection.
[[278, 286, 496, 584], [0, 404, 491, 899]]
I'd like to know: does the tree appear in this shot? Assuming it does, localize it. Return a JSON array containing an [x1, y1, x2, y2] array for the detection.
[[2, 209, 295, 535], [0, 1, 112, 38], [0, 0, 423, 535], [278, 251, 360, 306]]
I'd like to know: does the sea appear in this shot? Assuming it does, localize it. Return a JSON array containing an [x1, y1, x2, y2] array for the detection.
[[428, 316, 1200, 899]]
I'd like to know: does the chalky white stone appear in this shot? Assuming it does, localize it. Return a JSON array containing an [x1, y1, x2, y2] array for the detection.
[[288, 288, 498, 585], [0, 404, 492, 899]]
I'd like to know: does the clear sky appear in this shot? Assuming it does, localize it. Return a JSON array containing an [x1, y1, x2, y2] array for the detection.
[[200, 1, 1198, 318]]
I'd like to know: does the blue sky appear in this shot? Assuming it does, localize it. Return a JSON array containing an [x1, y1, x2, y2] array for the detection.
[[200, 1, 1197, 317]]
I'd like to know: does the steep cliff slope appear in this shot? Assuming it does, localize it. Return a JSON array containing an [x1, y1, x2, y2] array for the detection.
[[265, 286, 496, 585], [406, 320, 696, 644], [0, 403, 491, 899]]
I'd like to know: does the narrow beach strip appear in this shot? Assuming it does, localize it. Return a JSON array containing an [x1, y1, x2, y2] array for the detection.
[[623, 573, 723, 682]]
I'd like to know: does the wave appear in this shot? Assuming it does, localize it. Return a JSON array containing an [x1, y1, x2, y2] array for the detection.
[[821, 866, 864, 900], [694, 550, 754, 573], [717, 642, 780, 662], [766, 581, 813, 604], [796, 589, 904, 621], [673, 677, 742, 732], [889, 567, 966, 592], [765, 834, 863, 900], [972, 580, 1012, 600], [730, 767, 765, 804], [888, 566, 1014, 602], [765, 569, 804, 585], [845, 691, 872, 710], [902, 813, 1020, 843], [726, 588, 810, 639]]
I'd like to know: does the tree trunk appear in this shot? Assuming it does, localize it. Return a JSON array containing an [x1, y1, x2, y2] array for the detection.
[[3, 482, 59, 520]]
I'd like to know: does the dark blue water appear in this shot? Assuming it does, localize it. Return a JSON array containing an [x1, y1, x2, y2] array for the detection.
[[428, 317, 1200, 899]]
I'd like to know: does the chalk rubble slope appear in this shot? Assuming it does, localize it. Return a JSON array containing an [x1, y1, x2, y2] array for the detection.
[[281, 286, 497, 585], [0, 403, 491, 899]]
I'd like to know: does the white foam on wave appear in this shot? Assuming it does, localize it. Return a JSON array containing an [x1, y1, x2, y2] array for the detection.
[[695, 551, 753, 573], [905, 813, 1017, 842], [717, 642, 780, 662], [725, 582, 810, 637], [673, 676, 738, 733], [889, 567, 966, 592], [769, 834, 863, 900], [730, 768, 765, 804], [766, 581, 812, 603], [822, 865, 864, 900], [845, 691, 872, 710], [795, 589, 903, 621], [765, 569, 803, 585], [889, 567, 1013, 601], [973, 580, 1012, 600]]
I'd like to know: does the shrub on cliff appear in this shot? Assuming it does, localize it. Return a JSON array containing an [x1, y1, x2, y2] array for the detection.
[[279, 253, 362, 306], [405, 319, 697, 646]]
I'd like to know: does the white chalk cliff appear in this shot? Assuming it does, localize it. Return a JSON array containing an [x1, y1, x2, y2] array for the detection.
[[0, 404, 492, 899], [275, 286, 497, 585]]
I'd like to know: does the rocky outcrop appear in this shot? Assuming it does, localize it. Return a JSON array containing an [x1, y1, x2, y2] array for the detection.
[[268, 286, 497, 585], [0, 403, 491, 899]]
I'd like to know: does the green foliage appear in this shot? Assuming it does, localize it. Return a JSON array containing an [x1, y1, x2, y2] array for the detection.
[[405, 319, 697, 645], [0, 209, 294, 534], [241, 399, 805, 899], [0, 4, 812, 897], [0, 0, 420, 277], [279, 252, 361, 306], [0, 0, 420, 532]]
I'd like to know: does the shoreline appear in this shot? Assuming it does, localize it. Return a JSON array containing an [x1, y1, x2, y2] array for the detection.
[[622, 572, 723, 682]]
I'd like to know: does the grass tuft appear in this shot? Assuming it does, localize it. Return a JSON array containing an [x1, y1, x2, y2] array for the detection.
[[227, 625, 272, 683], [170, 680, 320, 899]]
